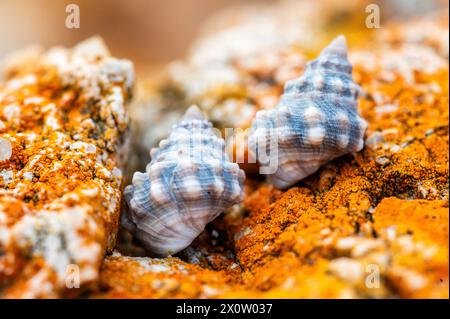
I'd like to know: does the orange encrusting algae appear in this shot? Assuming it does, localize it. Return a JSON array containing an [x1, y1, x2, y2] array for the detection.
[[0, 37, 134, 298]]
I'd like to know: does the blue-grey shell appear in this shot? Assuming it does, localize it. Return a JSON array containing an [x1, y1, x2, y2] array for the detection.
[[248, 36, 367, 189], [123, 106, 245, 257]]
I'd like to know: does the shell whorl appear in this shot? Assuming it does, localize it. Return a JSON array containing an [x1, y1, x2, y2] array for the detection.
[[123, 106, 245, 257], [249, 35, 367, 189]]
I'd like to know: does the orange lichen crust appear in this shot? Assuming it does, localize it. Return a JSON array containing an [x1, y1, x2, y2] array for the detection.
[[0, 37, 134, 298], [94, 252, 243, 298], [94, 7, 448, 299], [96, 196, 448, 298]]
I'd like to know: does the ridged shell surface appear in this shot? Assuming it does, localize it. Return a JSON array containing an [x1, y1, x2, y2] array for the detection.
[[248, 35, 367, 189], [123, 106, 245, 257]]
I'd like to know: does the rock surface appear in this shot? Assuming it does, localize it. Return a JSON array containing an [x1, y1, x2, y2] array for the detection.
[[0, 0, 447, 299], [98, 1, 448, 299], [0, 37, 134, 298]]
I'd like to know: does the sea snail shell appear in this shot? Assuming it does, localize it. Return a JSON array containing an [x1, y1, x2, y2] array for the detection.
[[248, 35, 367, 189], [123, 105, 245, 257]]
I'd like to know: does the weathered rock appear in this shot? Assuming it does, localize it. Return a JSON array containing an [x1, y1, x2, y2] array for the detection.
[[0, 37, 134, 298]]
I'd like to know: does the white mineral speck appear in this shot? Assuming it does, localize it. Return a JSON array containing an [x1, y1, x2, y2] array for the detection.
[[229, 263, 239, 270], [0, 138, 13, 161], [328, 257, 363, 283], [336, 237, 359, 252], [3, 104, 20, 121], [202, 285, 221, 297], [24, 97, 45, 105], [112, 167, 122, 180], [70, 142, 97, 154], [6, 74, 37, 90], [85, 143, 97, 154], [374, 104, 399, 116], [375, 156, 390, 166], [23, 172, 34, 181], [390, 145, 401, 153], [0, 170, 14, 184], [351, 239, 383, 257], [148, 263, 171, 273]]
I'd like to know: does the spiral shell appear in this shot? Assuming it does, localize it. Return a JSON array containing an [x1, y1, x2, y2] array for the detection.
[[123, 106, 245, 257], [248, 35, 367, 189]]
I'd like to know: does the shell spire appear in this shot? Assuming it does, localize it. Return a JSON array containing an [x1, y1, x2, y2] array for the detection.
[[322, 35, 348, 57], [182, 104, 205, 121], [248, 35, 367, 189], [123, 106, 245, 257]]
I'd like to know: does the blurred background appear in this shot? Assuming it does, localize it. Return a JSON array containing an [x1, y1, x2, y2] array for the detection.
[[0, 0, 447, 78], [0, 0, 275, 77]]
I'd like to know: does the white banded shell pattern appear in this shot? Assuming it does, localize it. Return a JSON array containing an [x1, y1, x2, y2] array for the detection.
[[123, 106, 245, 257], [248, 35, 367, 189]]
